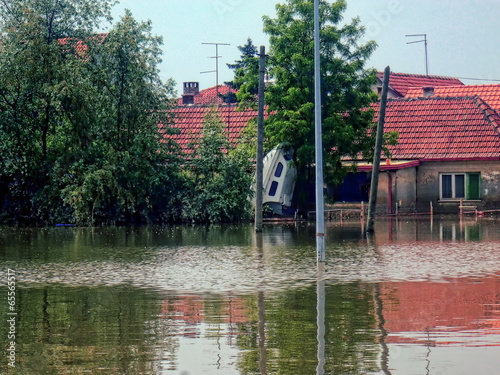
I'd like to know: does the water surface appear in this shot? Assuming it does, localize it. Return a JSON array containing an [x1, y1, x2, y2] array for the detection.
[[0, 218, 499, 374]]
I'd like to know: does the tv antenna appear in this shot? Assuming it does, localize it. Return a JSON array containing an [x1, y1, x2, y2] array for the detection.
[[406, 34, 429, 75], [201, 42, 230, 100]]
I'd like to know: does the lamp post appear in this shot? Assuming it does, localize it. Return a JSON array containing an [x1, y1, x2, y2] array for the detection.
[[314, 0, 325, 262]]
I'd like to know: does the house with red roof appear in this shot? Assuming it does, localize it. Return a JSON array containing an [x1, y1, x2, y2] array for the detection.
[[170, 79, 500, 214], [374, 71, 463, 98], [405, 83, 500, 112], [337, 96, 500, 214], [169, 82, 262, 155]]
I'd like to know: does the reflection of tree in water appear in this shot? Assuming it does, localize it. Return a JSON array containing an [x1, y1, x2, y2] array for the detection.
[[5, 286, 166, 375], [236, 283, 382, 374]]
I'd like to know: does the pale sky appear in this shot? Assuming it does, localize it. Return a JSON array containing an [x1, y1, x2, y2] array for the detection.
[[109, 0, 500, 96]]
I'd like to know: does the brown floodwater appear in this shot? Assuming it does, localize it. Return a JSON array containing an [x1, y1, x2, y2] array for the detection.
[[0, 217, 499, 374]]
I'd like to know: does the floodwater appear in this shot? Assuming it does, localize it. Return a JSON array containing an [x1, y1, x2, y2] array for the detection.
[[0, 218, 499, 374]]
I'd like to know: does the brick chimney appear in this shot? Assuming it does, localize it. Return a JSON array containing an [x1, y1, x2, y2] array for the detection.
[[182, 82, 199, 105], [422, 86, 435, 98]]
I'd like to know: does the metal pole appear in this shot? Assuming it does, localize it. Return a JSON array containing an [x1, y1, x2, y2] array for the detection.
[[314, 0, 325, 262], [366, 66, 390, 233], [216, 44, 219, 98], [255, 46, 266, 233], [424, 34, 428, 75], [316, 262, 326, 375], [201, 42, 230, 100], [405, 34, 428, 76]]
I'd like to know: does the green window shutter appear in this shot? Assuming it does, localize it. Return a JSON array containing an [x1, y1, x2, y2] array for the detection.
[[466, 173, 481, 200]]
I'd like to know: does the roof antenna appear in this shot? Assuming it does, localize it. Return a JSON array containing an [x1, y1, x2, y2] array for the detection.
[[406, 34, 429, 76], [201, 42, 230, 102]]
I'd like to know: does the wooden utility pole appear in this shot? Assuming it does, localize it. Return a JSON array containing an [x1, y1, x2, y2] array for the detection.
[[366, 66, 390, 233], [255, 46, 266, 233]]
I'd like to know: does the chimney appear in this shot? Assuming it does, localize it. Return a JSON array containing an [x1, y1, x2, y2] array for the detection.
[[182, 82, 199, 105], [422, 86, 434, 98]]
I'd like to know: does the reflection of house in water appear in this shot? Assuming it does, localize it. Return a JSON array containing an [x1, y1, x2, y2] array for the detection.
[[438, 221, 482, 242], [379, 278, 500, 345], [160, 296, 250, 337]]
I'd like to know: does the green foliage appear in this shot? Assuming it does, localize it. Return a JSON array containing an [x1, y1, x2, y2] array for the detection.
[[236, 0, 382, 208], [226, 38, 259, 91], [182, 108, 254, 224], [60, 11, 183, 225], [0, 1, 185, 226], [0, 0, 116, 225], [0, 1, 257, 226]]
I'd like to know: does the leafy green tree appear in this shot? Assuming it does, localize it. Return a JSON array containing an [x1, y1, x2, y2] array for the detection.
[[237, 0, 381, 209], [0, 0, 116, 224], [61, 10, 183, 225], [220, 38, 259, 104], [0, 1, 183, 225], [226, 38, 259, 90], [182, 108, 253, 223]]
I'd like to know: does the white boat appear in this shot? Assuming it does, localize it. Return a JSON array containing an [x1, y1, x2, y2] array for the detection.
[[260, 145, 297, 215]]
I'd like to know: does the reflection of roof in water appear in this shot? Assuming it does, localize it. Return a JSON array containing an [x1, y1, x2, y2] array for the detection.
[[380, 277, 500, 345]]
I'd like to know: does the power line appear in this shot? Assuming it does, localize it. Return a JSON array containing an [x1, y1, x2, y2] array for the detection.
[[455, 77, 500, 82]]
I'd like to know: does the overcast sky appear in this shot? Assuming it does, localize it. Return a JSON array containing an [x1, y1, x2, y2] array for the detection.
[[109, 0, 500, 95]]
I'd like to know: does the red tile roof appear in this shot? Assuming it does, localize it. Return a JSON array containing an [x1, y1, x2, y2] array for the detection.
[[167, 85, 500, 162], [405, 84, 500, 112], [58, 33, 107, 57], [165, 104, 261, 154], [378, 72, 463, 97], [177, 85, 237, 106], [370, 96, 500, 160]]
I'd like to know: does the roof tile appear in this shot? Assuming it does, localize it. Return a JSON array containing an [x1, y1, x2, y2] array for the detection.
[[370, 96, 500, 160], [405, 84, 500, 113], [163, 104, 262, 154], [378, 72, 463, 97]]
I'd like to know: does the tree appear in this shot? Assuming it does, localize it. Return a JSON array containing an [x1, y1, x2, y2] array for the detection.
[[226, 38, 259, 89], [0, 1, 183, 225], [181, 108, 253, 224], [221, 38, 259, 104], [0, 0, 116, 224], [61, 10, 183, 225], [237, 0, 382, 210]]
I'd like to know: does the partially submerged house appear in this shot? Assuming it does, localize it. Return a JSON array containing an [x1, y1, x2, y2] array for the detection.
[[168, 82, 261, 155], [338, 96, 500, 214], [169, 82, 298, 215], [168, 78, 500, 215]]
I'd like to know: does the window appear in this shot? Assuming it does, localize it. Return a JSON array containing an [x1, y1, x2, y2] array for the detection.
[[275, 162, 284, 178], [269, 181, 279, 197], [440, 173, 481, 200]]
